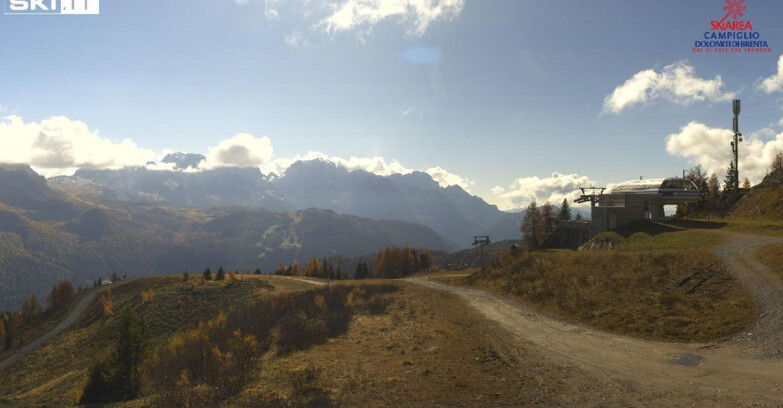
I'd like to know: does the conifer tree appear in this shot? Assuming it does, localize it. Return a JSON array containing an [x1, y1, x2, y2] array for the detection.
[[707, 173, 720, 199], [521, 201, 541, 249], [558, 198, 572, 221], [540, 201, 557, 238], [743, 177, 751, 189], [203, 267, 212, 281], [216, 267, 226, 281]]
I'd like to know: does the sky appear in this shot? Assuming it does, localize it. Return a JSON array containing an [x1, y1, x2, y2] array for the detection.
[[1, 0, 783, 210]]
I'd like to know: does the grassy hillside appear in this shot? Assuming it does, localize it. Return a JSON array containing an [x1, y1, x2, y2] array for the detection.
[[732, 185, 783, 220], [0, 275, 313, 407], [460, 225, 756, 342], [6, 279, 642, 408]]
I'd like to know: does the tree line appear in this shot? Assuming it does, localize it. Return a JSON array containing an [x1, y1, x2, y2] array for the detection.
[[520, 198, 573, 250], [1, 280, 77, 351]]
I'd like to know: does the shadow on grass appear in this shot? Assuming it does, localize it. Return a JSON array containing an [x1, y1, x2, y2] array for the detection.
[[611, 220, 727, 239]]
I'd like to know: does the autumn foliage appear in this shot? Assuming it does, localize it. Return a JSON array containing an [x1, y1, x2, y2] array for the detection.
[[149, 284, 397, 407], [374, 247, 433, 278]]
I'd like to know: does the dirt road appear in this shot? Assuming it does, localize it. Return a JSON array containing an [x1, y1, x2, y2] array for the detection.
[[0, 290, 97, 373], [407, 232, 783, 405]]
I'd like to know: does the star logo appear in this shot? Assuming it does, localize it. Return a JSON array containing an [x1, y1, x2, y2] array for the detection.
[[722, 0, 747, 22]]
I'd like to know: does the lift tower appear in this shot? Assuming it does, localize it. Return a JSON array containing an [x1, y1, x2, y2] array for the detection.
[[731, 99, 743, 198]]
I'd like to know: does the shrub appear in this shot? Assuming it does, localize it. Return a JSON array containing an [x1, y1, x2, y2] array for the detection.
[[96, 289, 113, 317], [183, 271, 190, 281], [141, 289, 155, 304]]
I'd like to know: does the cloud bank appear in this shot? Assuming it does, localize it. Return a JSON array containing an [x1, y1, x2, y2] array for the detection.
[[603, 62, 735, 114], [0, 115, 157, 177], [666, 121, 783, 184], [490, 172, 595, 211], [757, 55, 783, 94]]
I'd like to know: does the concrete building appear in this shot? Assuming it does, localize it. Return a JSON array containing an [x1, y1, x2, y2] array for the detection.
[[560, 178, 701, 248]]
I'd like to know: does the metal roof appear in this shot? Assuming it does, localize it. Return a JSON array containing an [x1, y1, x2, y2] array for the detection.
[[611, 178, 699, 193]]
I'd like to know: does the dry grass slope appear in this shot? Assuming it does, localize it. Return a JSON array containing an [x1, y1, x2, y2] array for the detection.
[[0, 275, 298, 407], [461, 226, 756, 342]]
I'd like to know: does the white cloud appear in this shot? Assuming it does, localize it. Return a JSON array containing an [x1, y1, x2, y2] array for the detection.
[[758, 55, 783, 94], [666, 121, 783, 184], [234, 0, 250, 4], [284, 31, 310, 47], [0, 115, 157, 177], [201, 133, 274, 169], [603, 62, 735, 114], [490, 172, 595, 211], [319, 0, 464, 37], [424, 166, 473, 191]]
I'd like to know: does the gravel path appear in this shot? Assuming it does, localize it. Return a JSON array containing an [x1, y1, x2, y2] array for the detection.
[[713, 231, 783, 358], [406, 232, 783, 405]]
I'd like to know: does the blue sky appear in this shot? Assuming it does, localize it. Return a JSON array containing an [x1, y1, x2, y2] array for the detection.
[[1, 0, 783, 210]]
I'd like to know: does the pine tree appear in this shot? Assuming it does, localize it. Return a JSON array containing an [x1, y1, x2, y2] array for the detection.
[[707, 173, 720, 199], [216, 267, 226, 281], [743, 177, 751, 189], [540, 201, 557, 238], [80, 309, 148, 404], [354, 261, 369, 279], [275, 262, 286, 276], [203, 268, 212, 281], [575, 213, 584, 221], [254, 267, 262, 275], [521, 201, 541, 249], [558, 198, 572, 221], [723, 165, 734, 192]]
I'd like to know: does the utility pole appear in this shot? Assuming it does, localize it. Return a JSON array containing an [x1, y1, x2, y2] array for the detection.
[[472, 236, 491, 269], [731, 99, 743, 200]]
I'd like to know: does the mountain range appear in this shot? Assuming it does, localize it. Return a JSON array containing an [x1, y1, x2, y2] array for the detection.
[[0, 162, 456, 311], [51, 155, 521, 248]]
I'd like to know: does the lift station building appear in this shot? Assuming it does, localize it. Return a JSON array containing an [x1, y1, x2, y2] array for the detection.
[[560, 177, 701, 248]]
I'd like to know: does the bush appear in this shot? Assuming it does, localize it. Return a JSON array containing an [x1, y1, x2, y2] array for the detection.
[[150, 284, 398, 406], [96, 288, 113, 317]]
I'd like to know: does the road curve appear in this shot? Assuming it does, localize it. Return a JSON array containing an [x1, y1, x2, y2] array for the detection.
[[406, 232, 783, 404], [0, 290, 98, 373]]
